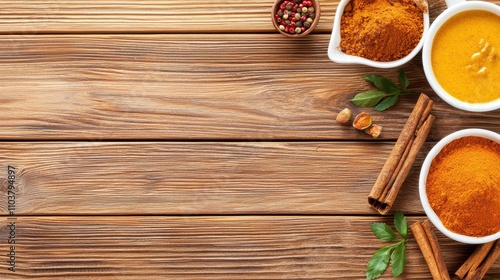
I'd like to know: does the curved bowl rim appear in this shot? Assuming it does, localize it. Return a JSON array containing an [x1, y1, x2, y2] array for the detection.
[[422, 1, 500, 112], [419, 128, 500, 244], [327, 0, 430, 68], [271, 0, 321, 38]]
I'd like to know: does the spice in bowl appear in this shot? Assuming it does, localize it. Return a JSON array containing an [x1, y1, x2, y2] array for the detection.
[[426, 136, 500, 237], [340, 0, 424, 62], [430, 10, 500, 104], [272, 0, 319, 36]]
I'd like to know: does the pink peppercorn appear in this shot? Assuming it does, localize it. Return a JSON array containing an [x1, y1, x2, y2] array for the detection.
[[275, 0, 316, 35]]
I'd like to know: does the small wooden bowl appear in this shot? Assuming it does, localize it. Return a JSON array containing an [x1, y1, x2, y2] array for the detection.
[[271, 0, 321, 38]]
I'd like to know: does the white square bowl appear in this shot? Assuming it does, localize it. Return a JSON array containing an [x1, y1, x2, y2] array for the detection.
[[328, 0, 430, 68]]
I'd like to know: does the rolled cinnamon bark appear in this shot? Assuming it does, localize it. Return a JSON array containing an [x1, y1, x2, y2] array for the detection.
[[410, 220, 450, 280], [385, 115, 435, 206], [422, 220, 450, 280], [369, 93, 434, 214], [456, 239, 500, 280]]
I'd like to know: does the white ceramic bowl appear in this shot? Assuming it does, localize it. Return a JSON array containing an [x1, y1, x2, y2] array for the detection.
[[328, 0, 429, 68], [419, 128, 500, 244], [422, 1, 500, 112]]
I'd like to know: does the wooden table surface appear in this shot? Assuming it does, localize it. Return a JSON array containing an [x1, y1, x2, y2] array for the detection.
[[0, 0, 499, 279]]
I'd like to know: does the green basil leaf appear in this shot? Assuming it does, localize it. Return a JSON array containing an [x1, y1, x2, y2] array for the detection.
[[364, 74, 400, 94], [371, 223, 397, 241], [391, 242, 406, 277], [366, 246, 392, 280], [398, 69, 410, 89], [350, 90, 388, 107], [394, 211, 408, 239], [374, 95, 399, 111]]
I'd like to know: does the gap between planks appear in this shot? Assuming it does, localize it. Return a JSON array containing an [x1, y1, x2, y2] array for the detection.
[[1, 141, 428, 215], [0, 216, 498, 279]]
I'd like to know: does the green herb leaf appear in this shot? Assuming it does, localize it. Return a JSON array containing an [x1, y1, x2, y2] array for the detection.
[[350, 70, 413, 111], [366, 246, 392, 280], [391, 242, 406, 277], [374, 95, 399, 111], [371, 223, 397, 241], [394, 211, 408, 239], [364, 74, 400, 94], [398, 69, 410, 89], [350, 90, 388, 107], [366, 213, 409, 280]]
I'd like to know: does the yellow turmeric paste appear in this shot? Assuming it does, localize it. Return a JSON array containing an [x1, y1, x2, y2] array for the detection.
[[426, 136, 500, 237], [340, 0, 424, 61], [431, 10, 500, 103]]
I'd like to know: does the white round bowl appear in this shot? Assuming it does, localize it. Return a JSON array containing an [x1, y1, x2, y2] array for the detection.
[[419, 128, 500, 244], [328, 0, 429, 68], [422, 1, 500, 112]]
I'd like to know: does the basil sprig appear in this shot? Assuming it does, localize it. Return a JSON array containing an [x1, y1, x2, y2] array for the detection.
[[366, 211, 408, 279], [351, 69, 412, 111]]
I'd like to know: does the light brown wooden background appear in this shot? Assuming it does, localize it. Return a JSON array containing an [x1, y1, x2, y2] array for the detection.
[[0, 0, 499, 279]]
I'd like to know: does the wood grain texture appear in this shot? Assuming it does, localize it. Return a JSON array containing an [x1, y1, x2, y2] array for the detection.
[[1, 1, 499, 278], [1, 141, 430, 215], [1, 34, 499, 140], [0, 0, 327, 34], [0, 0, 337, 34], [1, 0, 497, 34], [0, 216, 498, 279]]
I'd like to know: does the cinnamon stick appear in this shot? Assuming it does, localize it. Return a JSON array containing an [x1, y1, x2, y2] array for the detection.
[[376, 136, 414, 208], [455, 239, 500, 280], [416, 98, 434, 129], [369, 94, 429, 200], [422, 220, 450, 280], [384, 115, 435, 207], [410, 220, 450, 280], [369, 93, 434, 214]]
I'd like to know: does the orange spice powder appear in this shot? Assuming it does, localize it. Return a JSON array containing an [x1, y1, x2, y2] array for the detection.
[[340, 0, 424, 61], [426, 136, 500, 237]]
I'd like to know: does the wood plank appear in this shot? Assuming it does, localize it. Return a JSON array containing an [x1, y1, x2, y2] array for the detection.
[[0, 0, 491, 34], [0, 141, 434, 215], [0, 0, 337, 34], [1, 34, 499, 140], [0, 216, 498, 279]]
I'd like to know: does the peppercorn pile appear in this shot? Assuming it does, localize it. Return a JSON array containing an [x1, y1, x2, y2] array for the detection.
[[274, 0, 317, 35]]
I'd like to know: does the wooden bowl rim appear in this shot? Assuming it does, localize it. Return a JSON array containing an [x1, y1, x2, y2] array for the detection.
[[271, 0, 321, 38]]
